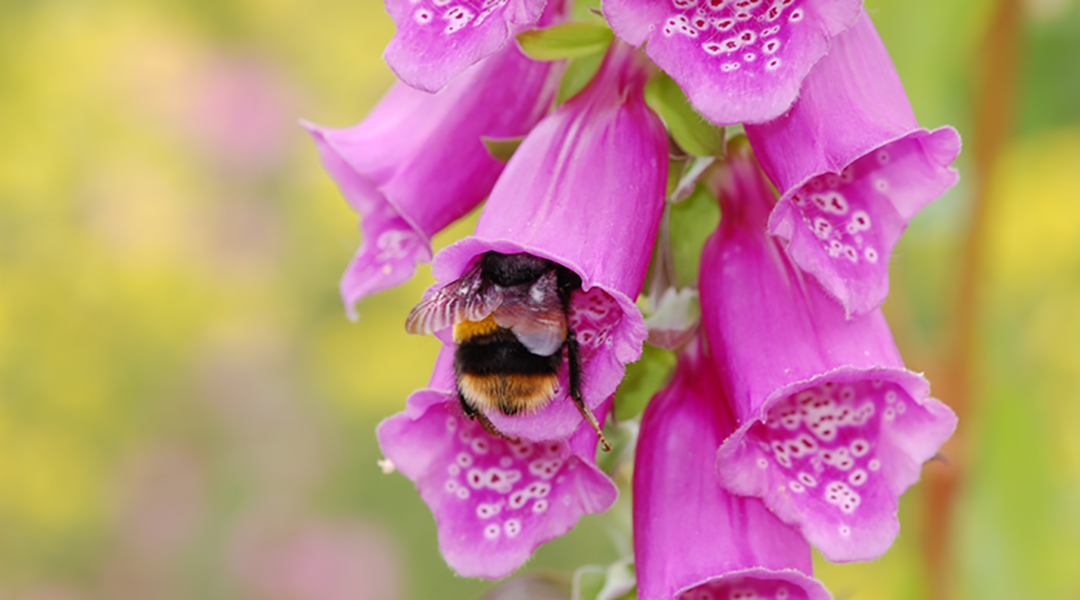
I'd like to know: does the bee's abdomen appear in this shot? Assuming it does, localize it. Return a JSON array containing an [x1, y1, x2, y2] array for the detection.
[[454, 329, 562, 416], [455, 329, 560, 375]]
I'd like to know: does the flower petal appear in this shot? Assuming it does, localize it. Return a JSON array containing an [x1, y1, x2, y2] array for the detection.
[[428, 41, 667, 441], [384, 0, 552, 92], [377, 357, 616, 579], [700, 145, 957, 562], [634, 339, 833, 600], [605, 0, 860, 125], [303, 40, 563, 316], [746, 10, 962, 316]]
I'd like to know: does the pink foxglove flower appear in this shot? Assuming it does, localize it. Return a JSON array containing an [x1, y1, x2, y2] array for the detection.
[[377, 348, 617, 578], [384, 0, 559, 92], [699, 144, 957, 562], [604, 0, 860, 125], [635, 337, 833, 600], [410, 40, 667, 442], [303, 42, 562, 319], [746, 10, 961, 317]]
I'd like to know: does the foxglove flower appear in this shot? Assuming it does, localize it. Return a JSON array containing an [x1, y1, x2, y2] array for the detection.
[[418, 40, 668, 441], [384, 0, 559, 92], [745, 10, 961, 317], [635, 337, 833, 600], [604, 0, 860, 125], [699, 143, 957, 562], [303, 41, 562, 319], [377, 348, 617, 579]]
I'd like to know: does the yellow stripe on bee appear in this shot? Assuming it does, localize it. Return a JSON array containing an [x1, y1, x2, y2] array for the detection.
[[453, 315, 501, 344]]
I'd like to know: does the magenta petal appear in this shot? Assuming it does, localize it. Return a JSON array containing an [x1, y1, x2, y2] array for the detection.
[[700, 149, 957, 562], [634, 339, 833, 600], [605, 0, 860, 125], [384, 0, 552, 92], [376, 367, 616, 579], [428, 41, 668, 441], [746, 11, 962, 316], [303, 42, 562, 317]]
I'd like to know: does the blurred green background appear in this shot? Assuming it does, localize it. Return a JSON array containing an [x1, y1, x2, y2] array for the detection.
[[0, 0, 1078, 598]]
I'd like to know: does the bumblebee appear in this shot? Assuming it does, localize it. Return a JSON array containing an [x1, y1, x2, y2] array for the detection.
[[406, 252, 610, 450]]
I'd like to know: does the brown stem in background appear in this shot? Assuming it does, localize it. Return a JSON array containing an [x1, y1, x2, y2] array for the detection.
[[923, 0, 1021, 598]]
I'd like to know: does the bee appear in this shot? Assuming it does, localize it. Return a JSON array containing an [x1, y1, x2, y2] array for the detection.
[[406, 251, 610, 451]]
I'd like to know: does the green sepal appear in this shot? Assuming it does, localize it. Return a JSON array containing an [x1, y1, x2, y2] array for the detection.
[[573, 558, 637, 600], [669, 182, 720, 288], [614, 343, 676, 421], [645, 72, 724, 157], [666, 156, 687, 197], [482, 136, 525, 162], [556, 46, 608, 104], [517, 22, 615, 61]]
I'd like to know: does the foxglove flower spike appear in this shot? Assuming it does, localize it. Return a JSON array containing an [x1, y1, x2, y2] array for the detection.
[[635, 337, 833, 600], [746, 10, 962, 317], [700, 144, 957, 562], [303, 40, 562, 319]]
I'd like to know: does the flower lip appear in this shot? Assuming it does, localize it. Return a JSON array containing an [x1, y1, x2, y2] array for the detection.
[[383, 0, 555, 93], [716, 366, 956, 562], [603, 0, 861, 125], [376, 368, 617, 579], [673, 567, 833, 600]]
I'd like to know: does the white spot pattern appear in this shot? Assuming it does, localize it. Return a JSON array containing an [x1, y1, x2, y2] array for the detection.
[[749, 380, 915, 527], [660, 0, 805, 77], [678, 576, 811, 600], [411, 0, 510, 34], [440, 413, 585, 543]]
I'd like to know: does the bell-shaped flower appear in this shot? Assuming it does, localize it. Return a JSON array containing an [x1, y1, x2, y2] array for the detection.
[[604, 0, 860, 125], [412, 40, 668, 442], [303, 41, 563, 319], [699, 143, 957, 562], [745, 10, 961, 317], [635, 337, 833, 600], [383, 0, 562, 92], [377, 348, 617, 579]]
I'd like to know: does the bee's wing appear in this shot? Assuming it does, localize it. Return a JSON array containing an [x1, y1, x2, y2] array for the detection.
[[405, 263, 503, 335], [493, 270, 568, 357]]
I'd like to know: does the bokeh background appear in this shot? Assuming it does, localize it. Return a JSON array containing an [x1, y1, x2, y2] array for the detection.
[[1, 0, 1078, 598]]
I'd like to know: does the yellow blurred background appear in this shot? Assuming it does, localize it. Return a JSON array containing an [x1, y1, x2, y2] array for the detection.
[[0, 0, 1078, 598]]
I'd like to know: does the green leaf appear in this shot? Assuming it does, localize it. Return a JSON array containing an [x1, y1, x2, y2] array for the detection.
[[614, 343, 676, 421], [556, 47, 607, 104], [517, 22, 614, 61], [645, 72, 724, 157], [669, 182, 720, 288], [482, 136, 525, 162]]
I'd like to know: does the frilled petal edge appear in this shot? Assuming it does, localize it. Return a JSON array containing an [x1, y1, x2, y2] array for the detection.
[[377, 389, 616, 578]]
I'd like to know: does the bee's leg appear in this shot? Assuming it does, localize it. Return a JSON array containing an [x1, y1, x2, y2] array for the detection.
[[459, 394, 520, 444], [474, 410, 521, 444], [567, 332, 612, 452]]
